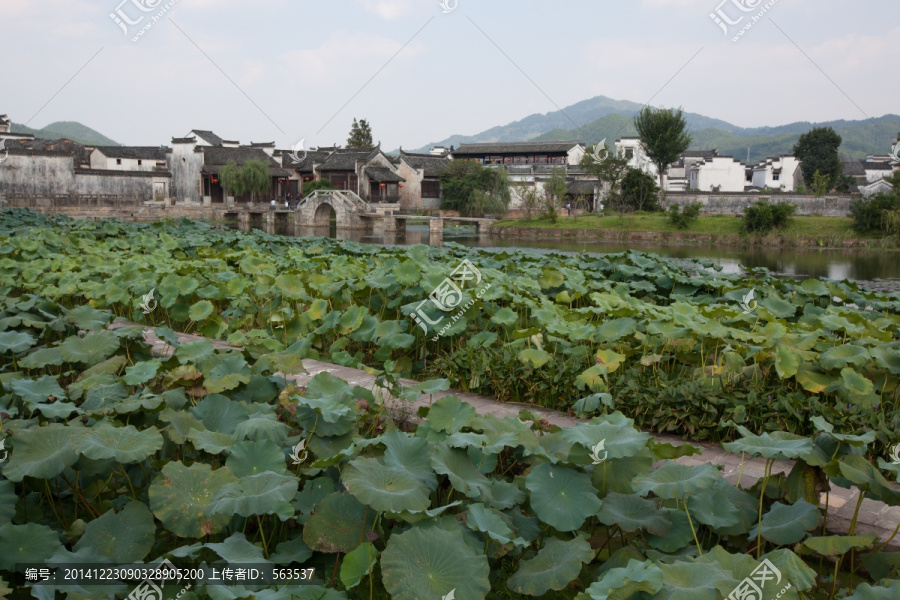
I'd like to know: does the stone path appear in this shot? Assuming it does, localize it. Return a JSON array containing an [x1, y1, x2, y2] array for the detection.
[[114, 320, 900, 551]]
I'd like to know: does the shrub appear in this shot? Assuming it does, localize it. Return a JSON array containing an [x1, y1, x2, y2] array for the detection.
[[667, 202, 701, 229], [849, 193, 900, 234], [302, 178, 338, 197], [742, 200, 796, 233], [620, 169, 660, 212]]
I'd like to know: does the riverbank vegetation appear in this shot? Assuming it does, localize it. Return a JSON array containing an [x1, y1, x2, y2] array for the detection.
[[3, 209, 900, 598]]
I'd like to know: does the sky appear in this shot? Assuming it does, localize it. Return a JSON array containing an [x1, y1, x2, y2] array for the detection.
[[2, 0, 898, 151]]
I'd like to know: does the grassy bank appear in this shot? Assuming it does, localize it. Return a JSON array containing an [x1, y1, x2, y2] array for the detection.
[[495, 213, 883, 238]]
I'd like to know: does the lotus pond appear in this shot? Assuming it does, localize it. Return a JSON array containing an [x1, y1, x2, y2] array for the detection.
[[2, 209, 900, 598]]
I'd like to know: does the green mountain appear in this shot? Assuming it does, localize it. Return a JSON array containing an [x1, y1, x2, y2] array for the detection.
[[409, 95, 900, 164], [10, 121, 120, 147]]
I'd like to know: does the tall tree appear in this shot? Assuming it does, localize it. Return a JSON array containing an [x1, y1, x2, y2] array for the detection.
[[218, 162, 246, 200], [793, 127, 843, 190], [439, 161, 510, 217], [633, 107, 692, 206], [580, 141, 629, 212], [543, 166, 568, 223], [242, 159, 272, 204], [347, 118, 374, 148]]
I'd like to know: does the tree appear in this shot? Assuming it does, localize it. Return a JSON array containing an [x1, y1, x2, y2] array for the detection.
[[811, 170, 831, 198], [793, 127, 842, 190], [439, 161, 510, 217], [347, 118, 374, 148], [633, 106, 692, 206], [542, 166, 568, 223], [302, 178, 337, 198], [620, 169, 660, 212], [513, 181, 541, 221], [218, 162, 246, 199], [242, 159, 272, 204], [580, 141, 629, 212]]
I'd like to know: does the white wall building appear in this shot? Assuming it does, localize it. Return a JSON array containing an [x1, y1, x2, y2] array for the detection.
[[751, 155, 802, 192], [687, 156, 747, 192], [90, 147, 168, 172]]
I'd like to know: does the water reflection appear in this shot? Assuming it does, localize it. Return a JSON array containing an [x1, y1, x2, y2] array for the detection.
[[228, 221, 900, 283]]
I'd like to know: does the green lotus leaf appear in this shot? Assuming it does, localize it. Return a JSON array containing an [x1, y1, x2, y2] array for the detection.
[[67, 305, 112, 331], [645, 509, 697, 553], [74, 501, 155, 562], [426, 395, 477, 433], [507, 535, 592, 596], [158, 407, 204, 444], [175, 339, 216, 366], [764, 549, 818, 592], [0, 481, 15, 525], [595, 349, 627, 374], [78, 422, 164, 463], [758, 296, 796, 319], [562, 412, 651, 461], [775, 345, 800, 379], [582, 559, 663, 600], [294, 477, 337, 523], [9, 374, 66, 406], [467, 331, 498, 348], [276, 273, 308, 300], [343, 456, 432, 513], [0, 331, 35, 354], [683, 487, 742, 530], [633, 461, 719, 499], [306, 298, 330, 320], [596, 492, 672, 535], [303, 492, 373, 554], [0, 523, 64, 570], [204, 354, 251, 394], [233, 408, 290, 444], [226, 439, 289, 477], [722, 427, 813, 461], [819, 344, 871, 370], [209, 472, 298, 519], [294, 372, 357, 437], [835, 455, 900, 506], [596, 317, 638, 343], [338, 305, 367, 335], [575, 365, 610, 392], [122, 360, 161, 386], [844, 581, 900, 600], [840, 367, 876, 401], [430, 444, 491, 498], [340, 542, 379, 589], [526, 463, 602, 532], [518, 348, 552, 369], [205, 532, 268, 563], [465, 503, 527, 548], [148, 461, 238, 538], [82, 382, 129, 412], [654, 560, 736, 600], [378, 429, 438, 491], [591, 447, 655, 497], [270, 537, 314, 566], [751, 500, 821, 545], [58, 331, 120, 366], [190, 394, 250, 435], [381, 527, 490, 600], [809, 416, 876, 446], [801, 533, 878, 556], [491, 307, 518, 326], [187, 429, 234, 455], [2, 422, 84, 482], [871, 346, 900, 375], [19, 347, 64, 368]]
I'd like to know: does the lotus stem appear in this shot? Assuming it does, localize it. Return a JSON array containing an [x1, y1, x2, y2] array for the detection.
[[257, 515, 269, 558], [756, 458, 773, 559], [683, 498, 702, 557]]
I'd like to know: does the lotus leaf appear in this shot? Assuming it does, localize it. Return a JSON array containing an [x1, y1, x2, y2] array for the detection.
[[381, 527, 490, 600], [430, 444, 491, 498], [225, 439, 288, 477], [722, 427, 813, 460], [525, 463, 602, 532], [426, 396, 477, 433], [596, 492, 672, 534], [73, 501, 155, 562], [148, 461, 238, 538], [302, 492, 372, 554], [654, 560, 736, 600], [0, 523, 64, 570], [340, 542, 379, 589], [205, 532, 268, 563], [78, 422, 164, 463], [58, 331, 120, 366], [632, 461, 719, 498], [580, 559, 664, 600], [507, 535, 593, 596], [801, 533, 878, 556], [751, 500, 821, 545], [342, 456, 431, 513], [0, 331, 35, 354], [2, 422, 83, 481]]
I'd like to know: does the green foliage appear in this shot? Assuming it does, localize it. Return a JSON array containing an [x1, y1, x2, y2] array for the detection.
[[633, 106, 692, 201], [439, 160, 510, 217], [347, 118, 373, 148], [542, 165, 568, 223], [850, 192, 900, 234], [302, 177, 338, 197], [812, 170, 831, 198], [667, 202, 701, 229], [742, 200, 797, 233], [218, 161, 246, 197], [218, 159, 272, 202], [793, 127, 843, 189], [622, 169, 661, 212]]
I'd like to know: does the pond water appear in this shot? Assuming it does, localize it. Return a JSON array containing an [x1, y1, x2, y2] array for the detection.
[[255, 222, 900, 290]]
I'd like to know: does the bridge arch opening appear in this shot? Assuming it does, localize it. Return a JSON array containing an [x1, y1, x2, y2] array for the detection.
[[314, 202, 337, 227]]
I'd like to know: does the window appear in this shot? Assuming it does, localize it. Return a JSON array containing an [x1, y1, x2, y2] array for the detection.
[[116, 159, 122, 165], [421, 181, 440, 198], [625, 149, 634, 159], [773, 173, 780, 181], [138, 160, 142, 166]]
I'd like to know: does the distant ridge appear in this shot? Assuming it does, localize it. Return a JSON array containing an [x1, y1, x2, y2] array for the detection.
[[407, 95, 900, 164], [10, 121, 120, 147]]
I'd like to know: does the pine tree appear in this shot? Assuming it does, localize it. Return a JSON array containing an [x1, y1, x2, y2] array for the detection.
[[347, 118, 374, 148]]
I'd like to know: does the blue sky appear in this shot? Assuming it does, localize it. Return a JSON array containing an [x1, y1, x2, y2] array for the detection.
[[3, 0, 898, 150]]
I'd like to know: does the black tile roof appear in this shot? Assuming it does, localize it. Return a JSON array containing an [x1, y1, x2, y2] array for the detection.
[[400, 150, 451, 177], [201, 146, 290, 176], [191, 130, 224, 146], [94, 146, 168, 160], [683, 150, 719, 159], [843, 161, 866, 176], [4, 138, 92, 165], [172, 137, 197, 144], [0, 114, 9, 126], [865, 161, 894, 171], [453, 141, 582, 155], [318, 148, 378, 171], [366, 167, 404, 183], [247, 142, 275, 148]]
